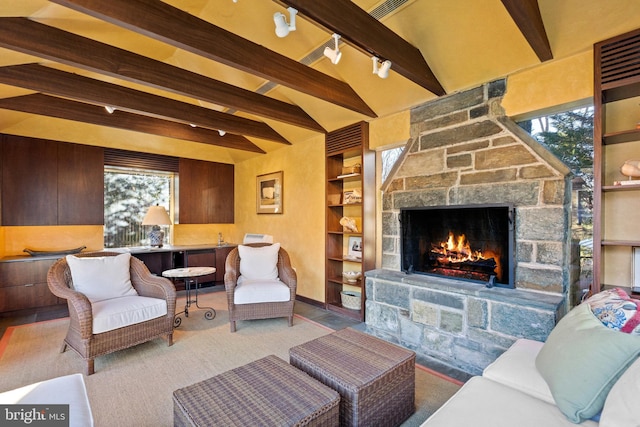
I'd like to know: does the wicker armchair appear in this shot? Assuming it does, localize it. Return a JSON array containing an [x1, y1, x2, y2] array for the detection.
[[224, 243, 297, 332], [47, 251, 177, 375]]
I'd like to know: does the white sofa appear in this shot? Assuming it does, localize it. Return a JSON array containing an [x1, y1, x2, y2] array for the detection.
[[0, 374, 94, 427], [422, 295, 640, 427]]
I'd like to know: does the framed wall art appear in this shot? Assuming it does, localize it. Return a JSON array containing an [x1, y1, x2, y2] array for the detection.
[[256, 171, 283, 214], [347, 236, 363, 260]]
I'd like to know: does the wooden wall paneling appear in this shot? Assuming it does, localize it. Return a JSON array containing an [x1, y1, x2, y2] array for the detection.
[[179, 158, 234, 224], [1, 135, 58, 225], [57, 143, 104, 225]]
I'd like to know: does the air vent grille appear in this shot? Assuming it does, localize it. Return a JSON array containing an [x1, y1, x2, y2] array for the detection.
[[326, 122, 366, 155], [599, 30, 640, 86]]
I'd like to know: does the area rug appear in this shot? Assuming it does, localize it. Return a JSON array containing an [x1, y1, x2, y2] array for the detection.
[[0, 291, 461, 426]]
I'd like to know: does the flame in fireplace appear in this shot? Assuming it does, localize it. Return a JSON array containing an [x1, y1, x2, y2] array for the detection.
[[440, 233, 481, 261], [431, 232, 502, 280]]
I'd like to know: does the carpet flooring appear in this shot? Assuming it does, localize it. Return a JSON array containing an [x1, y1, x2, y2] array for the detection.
[[0, 291, 461, 426]]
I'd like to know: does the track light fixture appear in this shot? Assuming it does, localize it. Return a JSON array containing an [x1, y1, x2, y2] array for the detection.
[[105, 106, 116, 114], [371, 56, 392, 79], [323, 33, 342, 65], [274, 7, 297, 38], [218, 130, 226, 136]]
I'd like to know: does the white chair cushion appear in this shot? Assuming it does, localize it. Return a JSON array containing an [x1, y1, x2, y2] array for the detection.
[[0, 374, 94, 427], [483, 338, 555, 404], [238, 243, 280, 281], [233, 278, 290, 304], [421, 376, 598, 427], [66, 253, 138, 303], [91, 295, 167, 334], [600, 356, 640, 427]]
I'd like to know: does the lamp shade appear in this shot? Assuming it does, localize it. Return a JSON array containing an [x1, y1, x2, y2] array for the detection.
[[142, 205, 172, 225]]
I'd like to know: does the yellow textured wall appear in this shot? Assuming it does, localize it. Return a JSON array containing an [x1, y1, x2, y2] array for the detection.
[[1, 226, 104, 258], [172, 224, 238, 246], [502, 51, 593, 117], [369, 111, 411, 150], [233, 134, 326, 301]]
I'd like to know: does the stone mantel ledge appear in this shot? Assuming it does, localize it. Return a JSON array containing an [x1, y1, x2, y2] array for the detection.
[[365, 269, 565, 313]]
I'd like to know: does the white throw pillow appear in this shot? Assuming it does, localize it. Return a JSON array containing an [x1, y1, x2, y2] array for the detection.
[[600, 356, 640, 427], [66, 253, 138, 303], [238, 243, 280, 281]]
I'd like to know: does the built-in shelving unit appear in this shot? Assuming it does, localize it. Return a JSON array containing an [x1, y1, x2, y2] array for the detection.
[[325, 121, 375, 320], [593, 28, 640, 295]]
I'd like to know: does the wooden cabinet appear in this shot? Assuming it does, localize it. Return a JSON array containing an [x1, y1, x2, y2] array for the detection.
[[593, 28, 640, 294], [179, 158, 234, 224], [215, 246, 233, 282], [0, 258, 61, 313], [1, 134, 104, 226], [185, 249, 217, 284], [57, 142, 104, 225], [1, 134, 58, 225], [131, 245, 235, 288], [325, 122, 375, 321], [132, 251, 174, 276]]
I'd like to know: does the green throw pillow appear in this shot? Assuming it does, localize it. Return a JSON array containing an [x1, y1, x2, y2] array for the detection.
[[535, 303, 640, 423]]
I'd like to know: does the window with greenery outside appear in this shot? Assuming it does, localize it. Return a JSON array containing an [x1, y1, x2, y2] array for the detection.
[[104, 168, 173, 248]]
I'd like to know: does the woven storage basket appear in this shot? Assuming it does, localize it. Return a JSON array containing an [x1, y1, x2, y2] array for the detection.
[[340, 291, 361, 310]]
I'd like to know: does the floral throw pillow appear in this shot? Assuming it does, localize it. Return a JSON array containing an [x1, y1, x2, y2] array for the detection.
[[586, 288, 640, 335]]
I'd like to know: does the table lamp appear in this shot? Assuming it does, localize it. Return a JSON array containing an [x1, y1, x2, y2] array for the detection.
[[142, 205, 172, 247]]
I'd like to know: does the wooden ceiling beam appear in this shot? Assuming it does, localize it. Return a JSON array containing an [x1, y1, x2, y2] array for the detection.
[[0, 64, 290, 145], [49, 0, 377, 118], [0, 93, 265, 153], [275, 0, 445, 96], [0, 18, 324, 133], [501, 0, 553, 62]]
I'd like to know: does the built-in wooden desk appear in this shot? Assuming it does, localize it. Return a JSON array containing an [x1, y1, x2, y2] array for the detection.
[[0, 244, 236, 315]]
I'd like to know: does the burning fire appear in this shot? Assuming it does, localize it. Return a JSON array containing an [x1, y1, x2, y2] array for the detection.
[[435, 232, 487, 262], [431, 232, 502, 280]]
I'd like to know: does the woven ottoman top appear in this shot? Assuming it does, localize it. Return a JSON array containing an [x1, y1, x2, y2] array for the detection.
[[289, 328, 415, 389], [173, 355, 340, 426]]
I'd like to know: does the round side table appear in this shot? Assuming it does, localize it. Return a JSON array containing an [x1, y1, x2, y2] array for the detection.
[[162, 267, 216, 327]]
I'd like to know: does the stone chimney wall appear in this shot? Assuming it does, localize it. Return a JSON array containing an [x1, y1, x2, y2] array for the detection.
[[381, 79, 574, 295], [364, 80, 575, 375]]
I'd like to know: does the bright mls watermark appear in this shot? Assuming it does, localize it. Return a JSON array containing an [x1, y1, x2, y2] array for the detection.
[[0, 405, 69, 426]]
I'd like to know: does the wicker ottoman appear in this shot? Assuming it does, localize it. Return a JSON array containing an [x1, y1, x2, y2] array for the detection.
[[173, 355, 340, 426], [290, 328, 415, 427]]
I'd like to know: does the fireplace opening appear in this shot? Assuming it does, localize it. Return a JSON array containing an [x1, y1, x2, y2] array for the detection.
[[400, 204, 515, 288]]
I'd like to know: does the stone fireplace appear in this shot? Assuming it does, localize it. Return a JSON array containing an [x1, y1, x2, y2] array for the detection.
[[365, 80, 576, 376]]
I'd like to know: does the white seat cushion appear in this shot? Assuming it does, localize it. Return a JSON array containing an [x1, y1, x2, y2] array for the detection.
[[0, 374, 94, 427], [421, 376, 598, 427], [600, 356, 640, 427], [483, 338, 555, 404], [91, 295, 167, 334], [233, 278, 290, 304]]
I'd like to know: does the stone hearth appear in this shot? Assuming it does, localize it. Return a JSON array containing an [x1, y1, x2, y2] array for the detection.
[[365, 80, 575, 375]]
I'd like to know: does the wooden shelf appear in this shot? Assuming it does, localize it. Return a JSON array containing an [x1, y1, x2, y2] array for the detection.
[[325, 121, 373, 322], [329, 173, 362, 181], [603, 184, 640, 191], [593, 29, 640, 294], [603, 128, 640, 145], [601, 240, 640, 247]]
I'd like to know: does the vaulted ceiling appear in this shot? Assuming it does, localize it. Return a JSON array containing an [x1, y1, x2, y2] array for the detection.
[[1, 0, 639, 163]]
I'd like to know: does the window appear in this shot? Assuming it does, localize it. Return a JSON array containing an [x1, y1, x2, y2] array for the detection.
[[104, 167, 174, 248], [381, 146, 404, 183]]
